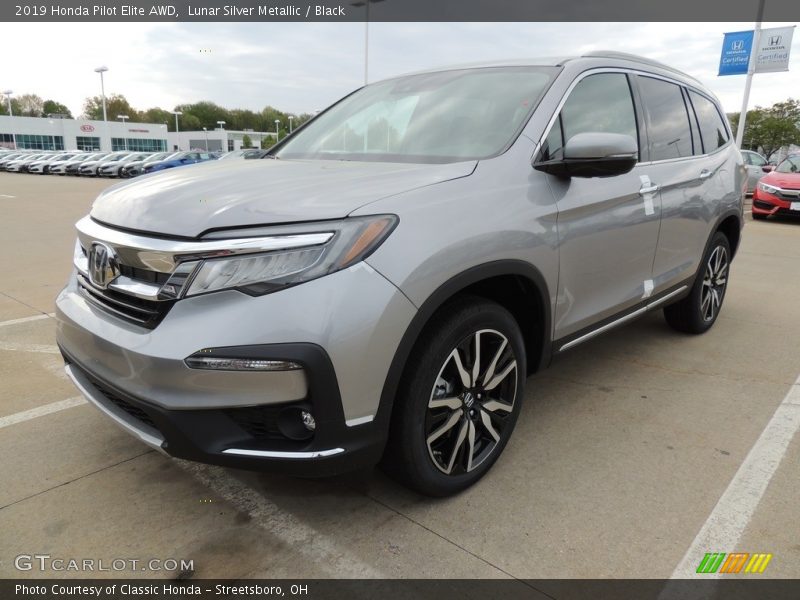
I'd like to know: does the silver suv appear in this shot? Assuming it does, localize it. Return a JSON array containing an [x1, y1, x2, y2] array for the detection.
[[56, 52, 745, 496]]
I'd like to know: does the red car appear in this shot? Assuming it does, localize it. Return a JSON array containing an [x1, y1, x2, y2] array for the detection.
[[752, 155, 800, 220]]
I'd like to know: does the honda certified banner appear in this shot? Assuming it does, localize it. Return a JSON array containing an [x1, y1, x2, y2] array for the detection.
[[719, 30, 755, 75], [755, 26, 795, 73]]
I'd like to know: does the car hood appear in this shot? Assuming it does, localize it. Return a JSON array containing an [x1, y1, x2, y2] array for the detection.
[[91, 158, 477, 238], [762, 172, 800, 188]]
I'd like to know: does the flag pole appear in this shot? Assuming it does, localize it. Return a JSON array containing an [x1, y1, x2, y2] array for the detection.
[[735, 0, 766, 148]]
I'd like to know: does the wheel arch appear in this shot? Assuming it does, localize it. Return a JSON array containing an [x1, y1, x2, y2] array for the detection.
[[374, 260, 552, 438], [715, 209, 743, 258]]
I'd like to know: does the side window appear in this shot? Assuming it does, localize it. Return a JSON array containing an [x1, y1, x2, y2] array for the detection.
[[637, 76, 693, 160], [541, 73, 637, 162], [749, 153, 766, 167], [688, 90, 730, 153]]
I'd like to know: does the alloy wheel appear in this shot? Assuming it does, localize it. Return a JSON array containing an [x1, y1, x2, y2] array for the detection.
[[425, 329, 518, 475], [701, 245, 728, 322]]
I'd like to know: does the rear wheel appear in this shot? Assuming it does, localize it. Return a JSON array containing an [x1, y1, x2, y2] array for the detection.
[[664, 231, 730, 334], [382, 297, 526, 496]]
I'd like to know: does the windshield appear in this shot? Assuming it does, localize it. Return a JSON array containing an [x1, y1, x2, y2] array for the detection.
[[275, 66, 558, 164], [776, 157, 800, 173]]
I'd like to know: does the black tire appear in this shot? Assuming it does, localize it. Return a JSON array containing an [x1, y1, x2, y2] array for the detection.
[[381, 296, 526, 496], [752, 211, 767, 220], [664, 231, 731, 334]]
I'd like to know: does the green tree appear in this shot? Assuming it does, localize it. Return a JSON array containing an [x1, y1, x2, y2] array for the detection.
[[16, 93, 44, 117], [0, 97, 22, 116], [82, 93, 140, 121], [241, 134, 253, 148], [140, 107, 172, 127], [729, 98, 800, 160], [42, 100, 73, 118]]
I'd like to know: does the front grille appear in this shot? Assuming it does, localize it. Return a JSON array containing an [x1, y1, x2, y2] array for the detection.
[[83, 370, 159, 431], [776, 188, 800, 201], [224, 405, 285, 440], [77, 273, 173, 329], [118, 265, 171, 285]]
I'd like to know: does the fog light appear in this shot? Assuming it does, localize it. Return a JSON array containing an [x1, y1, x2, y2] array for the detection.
[[301, 410, 316, 432], [185, 356, 302, 371]]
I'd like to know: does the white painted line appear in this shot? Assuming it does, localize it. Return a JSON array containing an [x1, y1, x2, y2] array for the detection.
[[0, 341, 61, 354], [0, 396, 87, 430], [669, 375, 800, 579], [177, 461, 384, 578], [0, 194, 15, 198], [0, 313, 54, 328]]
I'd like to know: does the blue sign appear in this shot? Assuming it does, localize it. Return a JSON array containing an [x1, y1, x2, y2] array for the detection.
[[719, 30, 754, 76]]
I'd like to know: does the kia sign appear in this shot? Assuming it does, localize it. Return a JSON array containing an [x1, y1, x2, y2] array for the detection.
[[80, 124, 95, 132], [755, 26, 795, 73], [719, 30, 754, 75]]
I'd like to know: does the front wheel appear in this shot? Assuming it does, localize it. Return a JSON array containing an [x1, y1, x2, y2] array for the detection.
[[382, 297, 526, 496], [664, 231, 731, 334]]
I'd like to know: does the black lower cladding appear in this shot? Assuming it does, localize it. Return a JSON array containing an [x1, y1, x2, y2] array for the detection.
[[61, 343, 387, 476]]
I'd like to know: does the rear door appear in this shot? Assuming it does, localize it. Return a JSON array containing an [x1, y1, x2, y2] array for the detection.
[[544, 72, 662, 340], [639, 78, 733, 292]]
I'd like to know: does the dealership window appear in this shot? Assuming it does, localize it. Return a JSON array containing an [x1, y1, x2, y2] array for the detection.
[[76, 136, 101, 151], [10, 134, 65, 150], [228, 139, 234, 151], [111, 138, 167, 152]]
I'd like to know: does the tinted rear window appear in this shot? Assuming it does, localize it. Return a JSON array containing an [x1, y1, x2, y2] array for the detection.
[[638, 76, 694, 160], [688, 90, 730, 153]]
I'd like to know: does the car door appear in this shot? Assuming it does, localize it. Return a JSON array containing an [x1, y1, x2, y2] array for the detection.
[[642, 80, 733, 292], [542, 72, 662, 340], [743, 151, 767, 192]]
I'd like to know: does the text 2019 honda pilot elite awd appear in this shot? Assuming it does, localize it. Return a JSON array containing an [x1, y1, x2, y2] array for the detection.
[[56, 52, 745, 496]]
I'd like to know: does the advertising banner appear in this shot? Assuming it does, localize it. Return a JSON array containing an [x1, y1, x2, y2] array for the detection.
[[719, 30, 755, 75], [755, 26, 795, 73]]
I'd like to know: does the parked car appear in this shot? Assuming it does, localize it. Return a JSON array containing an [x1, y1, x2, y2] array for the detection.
[[57, 53, 744, 496], [219, 149, 266, 160], [741, 150, 769, 194], [28, 153, 78, 174], [0, 152, 29, 169], [50, 152, 94, 175], [751, 155, 800, 220], [65, 152, 110, 175], [142, 151, 216, 174], [79, 151, 132, 176], [122, 152, 177, 177], [97, 153, 153, 177], [4, 153, 49, 172]]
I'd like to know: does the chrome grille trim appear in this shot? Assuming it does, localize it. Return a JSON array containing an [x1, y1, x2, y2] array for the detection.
[[76, 216, 333, 273]]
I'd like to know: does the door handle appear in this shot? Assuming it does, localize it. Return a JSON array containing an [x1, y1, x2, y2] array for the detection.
[[699, 169, 714, 180], [639, 184, 659, 195]]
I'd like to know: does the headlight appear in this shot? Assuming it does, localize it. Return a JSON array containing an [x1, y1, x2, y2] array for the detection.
[[757, 181, 779, 195], [184, 215, 397, 297]]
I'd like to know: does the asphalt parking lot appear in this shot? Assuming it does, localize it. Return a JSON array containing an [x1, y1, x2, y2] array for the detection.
[[0, 172, 798, 580]]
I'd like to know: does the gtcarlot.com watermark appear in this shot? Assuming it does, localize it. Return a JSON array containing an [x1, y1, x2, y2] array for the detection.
[[15, 554, 194, 573]]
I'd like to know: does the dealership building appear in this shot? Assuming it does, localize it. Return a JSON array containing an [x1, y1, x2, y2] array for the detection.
[[0, 114, 168, 152], [1, 114, 277, 153]]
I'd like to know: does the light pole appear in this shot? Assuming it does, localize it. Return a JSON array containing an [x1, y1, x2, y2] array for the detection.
[[172, 111, 182, 150], [117, 115, 129, 150], [2, 90, 16, 149], [217, 121, 226, 151], [275, 119, 280, 143], [203, 127, 209, 151], [94, 66, 109, 121], [350, 0, 386, 85], [288, 115, 294, 133]]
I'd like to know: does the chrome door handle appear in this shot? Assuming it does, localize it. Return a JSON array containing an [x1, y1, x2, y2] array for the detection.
[[699, 169, 714, 180], [639, 184, 659, 195]]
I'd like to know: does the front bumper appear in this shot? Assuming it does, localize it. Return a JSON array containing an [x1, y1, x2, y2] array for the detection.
[[752, 189, 800, 217], [55, 263, 416, 474]]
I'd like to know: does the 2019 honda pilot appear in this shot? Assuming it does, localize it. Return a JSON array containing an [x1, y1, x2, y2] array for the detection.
[[56, 52, 745, 496]]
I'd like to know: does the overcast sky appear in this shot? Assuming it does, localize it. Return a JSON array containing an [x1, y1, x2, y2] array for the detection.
[[3, 22, 798, 119]]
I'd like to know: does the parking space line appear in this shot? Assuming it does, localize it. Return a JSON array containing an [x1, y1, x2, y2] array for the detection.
[[669, 374, 800, 578], [0, 396, 86, 430], [0, 341, 61, 354], [0, 313, 55, 328], [177, 461, 385, 578]]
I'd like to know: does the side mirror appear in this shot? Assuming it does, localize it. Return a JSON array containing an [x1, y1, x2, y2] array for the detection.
[[534, 132, 638, 178], [761, 165, 774, 173]]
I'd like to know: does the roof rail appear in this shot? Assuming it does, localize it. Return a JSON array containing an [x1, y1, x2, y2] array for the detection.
[[582, 50, 704, 86]]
